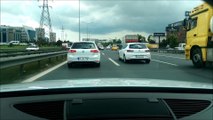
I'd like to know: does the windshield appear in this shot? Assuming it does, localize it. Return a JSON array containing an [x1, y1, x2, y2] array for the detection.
[[0, 0, 212, 90], [71, 42, 96, 49], [129, 44, 147, 49]]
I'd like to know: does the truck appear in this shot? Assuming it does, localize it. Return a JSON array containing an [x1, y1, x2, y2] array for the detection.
[[184, 3, 213, 67], [122, 35, 139, 43]]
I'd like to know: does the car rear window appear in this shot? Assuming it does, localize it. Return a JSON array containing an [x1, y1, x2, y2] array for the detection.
[[71, 43, 96, 49], [129, 44, 147, 49]]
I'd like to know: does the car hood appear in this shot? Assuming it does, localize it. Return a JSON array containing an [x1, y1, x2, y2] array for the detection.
[[0, 78, 212, 92]]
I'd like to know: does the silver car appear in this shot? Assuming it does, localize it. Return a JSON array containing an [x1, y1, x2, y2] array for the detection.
[[67, 41, 101, 67]]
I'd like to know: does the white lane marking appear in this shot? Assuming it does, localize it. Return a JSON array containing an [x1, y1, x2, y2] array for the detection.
[[108, 58, 120, 66], [151, 54, 185, 60], [152, 59, 178, 66], [22, 61, 67, 83], [102, 53, 105, 56]]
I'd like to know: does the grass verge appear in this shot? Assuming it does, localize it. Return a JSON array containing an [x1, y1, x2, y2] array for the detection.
[[0, 55, 66, 85]]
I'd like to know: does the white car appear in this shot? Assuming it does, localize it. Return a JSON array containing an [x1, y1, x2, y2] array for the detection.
[[67, 41, 101, 67], [8, 41, 20, 45], [26, 46, 39, 51], [118, 43, 151, 63]]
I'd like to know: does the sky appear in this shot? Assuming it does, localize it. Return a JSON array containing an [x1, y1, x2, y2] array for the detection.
[[1, 0, 204, 42]]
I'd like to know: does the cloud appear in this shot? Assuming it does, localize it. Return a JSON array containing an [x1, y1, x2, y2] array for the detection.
[[1, 0, 204, 41]]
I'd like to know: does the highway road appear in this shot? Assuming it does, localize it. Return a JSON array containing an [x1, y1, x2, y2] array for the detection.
[[36, 50, 213, 84]]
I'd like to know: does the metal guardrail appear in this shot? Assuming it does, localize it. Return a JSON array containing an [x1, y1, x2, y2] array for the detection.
[[150, 49, 185, 54], [0, 51, 67, 69], [0, 49, 64, 57]]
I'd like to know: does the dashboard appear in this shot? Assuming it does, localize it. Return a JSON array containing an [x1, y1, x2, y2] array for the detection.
[[1, 87, 213, 120]]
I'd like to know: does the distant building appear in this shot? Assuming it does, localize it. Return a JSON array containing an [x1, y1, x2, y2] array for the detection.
[[35, 28, 45, 40], [50, 32, 56, 42], [0, 25, 22, 43], [22, 26, 36, 42], [166, 20, 186, 43]]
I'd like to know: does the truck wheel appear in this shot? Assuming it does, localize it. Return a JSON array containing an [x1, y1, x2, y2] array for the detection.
[[191, 48, 205, 68]]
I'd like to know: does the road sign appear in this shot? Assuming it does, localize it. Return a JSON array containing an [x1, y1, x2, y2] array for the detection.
[[153, 33, 165, 36]]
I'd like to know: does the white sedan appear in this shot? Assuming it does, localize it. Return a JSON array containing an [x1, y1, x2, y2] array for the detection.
[[118, 43, 151, 63], [26, 46, 39, 51], [67, 41, 101, 68]]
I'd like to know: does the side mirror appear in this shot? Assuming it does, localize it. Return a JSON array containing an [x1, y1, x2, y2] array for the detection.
[[183, 18, 188, 30], [183, 19, 187, 27], [210, 16, 213, 33], [183, 18, 191, 31]]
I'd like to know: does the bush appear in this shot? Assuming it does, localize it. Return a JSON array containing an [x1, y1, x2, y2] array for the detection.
[[167, 35, 178, 48]]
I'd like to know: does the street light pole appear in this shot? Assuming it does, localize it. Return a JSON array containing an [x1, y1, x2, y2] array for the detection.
[[79, 0, 81, 41], [86, 24, 88, 40]]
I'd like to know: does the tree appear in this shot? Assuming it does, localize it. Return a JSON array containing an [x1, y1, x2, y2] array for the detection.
[[36, 38, 48, 46], [167, 34, 178, 48], [147, 35, 155, 43], [137, 34, 146, 42], [159, 39, 167, 48], [112, 39, 121, 44]]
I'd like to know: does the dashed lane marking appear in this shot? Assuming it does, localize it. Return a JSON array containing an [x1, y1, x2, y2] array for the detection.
[[151, 54, 185, 60], [152, 59, 178, 66], [108, 58, 120, 66]]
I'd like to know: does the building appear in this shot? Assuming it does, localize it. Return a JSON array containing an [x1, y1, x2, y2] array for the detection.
[[35, 28, 45, 40], [166, 20, 186, 43], [50, 32, 56, 42], [0, 25, 36, 43], [22, 26, 36, 42], [0, 25, 22, 43]]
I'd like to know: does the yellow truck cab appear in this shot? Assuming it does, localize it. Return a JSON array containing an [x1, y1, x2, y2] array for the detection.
[[184, 3, 213, 67]]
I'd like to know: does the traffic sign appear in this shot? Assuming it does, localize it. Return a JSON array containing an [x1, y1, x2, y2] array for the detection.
[[153, 33, 165, 36]]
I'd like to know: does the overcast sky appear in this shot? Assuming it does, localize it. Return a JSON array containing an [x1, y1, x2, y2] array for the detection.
[[1, 0, 203, 41]]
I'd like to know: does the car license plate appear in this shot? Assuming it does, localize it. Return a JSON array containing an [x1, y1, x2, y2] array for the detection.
[[78, 57, 89, 61], [136, 55, 144, 58]]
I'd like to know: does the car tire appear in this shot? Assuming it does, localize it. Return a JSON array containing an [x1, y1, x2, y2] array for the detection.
[[123, 55, 128, 63], [145, 59, 150, 64], [118, 54, 122, 61], [68, 63, 72, 68], [191, 48, 205, 68], [96, 63, 100, 67]]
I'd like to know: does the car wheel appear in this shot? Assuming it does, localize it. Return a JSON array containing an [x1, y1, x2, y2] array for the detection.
[[67, 63, 72, 68], [123, 55, 128, 63], [118, 54, 122, 61], [96, 63, 100, 67], [145, 59, 150, 64], [191, 48, 205, 68]]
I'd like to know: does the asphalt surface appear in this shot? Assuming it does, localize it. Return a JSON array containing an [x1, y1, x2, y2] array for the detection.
[[36, 50, 213, 84]]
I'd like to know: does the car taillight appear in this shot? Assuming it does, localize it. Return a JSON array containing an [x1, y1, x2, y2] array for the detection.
[[91, 49, 99, 53], [127, 50, 134, 52], [69, 49, 76, 53], [145, 50, 150, 52]]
